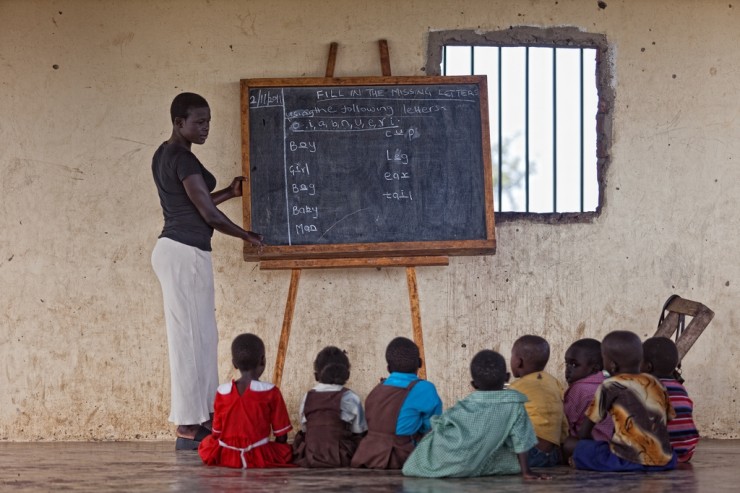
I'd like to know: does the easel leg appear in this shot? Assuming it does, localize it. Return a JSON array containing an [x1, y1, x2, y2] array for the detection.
[[273, 268, 301, 386], [406, 266, 427, 379]]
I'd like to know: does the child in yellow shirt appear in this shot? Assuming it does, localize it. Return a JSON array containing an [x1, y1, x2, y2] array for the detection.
[[509, 335, 568, 467]]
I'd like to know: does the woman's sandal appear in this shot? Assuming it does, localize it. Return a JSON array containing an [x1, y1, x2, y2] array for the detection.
[[175, 425, 211, 451]]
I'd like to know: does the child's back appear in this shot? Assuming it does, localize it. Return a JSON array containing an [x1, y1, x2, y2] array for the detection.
[[198, 333, 293, 469], [199, 380, 293, 468], [293, 347, 367, 467], [583, 372, 674, 466], [569, 331, 677, 472], [509, 335, 567, 467], [658, 377, 699, 462], [403, 351, 540, 478], [351, 337, 442, 469], [563, 339, 614, 441], [642, 337, 699, 463]]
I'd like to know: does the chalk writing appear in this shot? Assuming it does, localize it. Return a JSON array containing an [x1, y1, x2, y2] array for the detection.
[[295, 223, 318, 234], [246, 78, 489, 248], [289, 141, 317, 152], [289, 163, 309, 176], [382, 191, 413, 201], [385, 127, 420, 140], [291, 183, 316, 195], [293, 205, 319, 219], [290, 117, 397, 133], [386, 149, 409, 165], [249, 89, 283, 108], [384, 172, 411, 181]]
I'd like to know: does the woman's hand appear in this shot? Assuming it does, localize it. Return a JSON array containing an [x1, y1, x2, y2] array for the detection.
[[228, 176, 246, 198], [246, 231, 265, 252]]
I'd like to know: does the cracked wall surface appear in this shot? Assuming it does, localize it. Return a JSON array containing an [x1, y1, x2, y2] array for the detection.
[[1, 0, 738, 440]]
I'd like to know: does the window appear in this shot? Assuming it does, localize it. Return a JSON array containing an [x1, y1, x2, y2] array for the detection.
[[427, 29, 612, 220]]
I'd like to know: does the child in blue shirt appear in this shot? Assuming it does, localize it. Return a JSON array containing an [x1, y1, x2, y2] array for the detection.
[[351, 337, 442, 469]]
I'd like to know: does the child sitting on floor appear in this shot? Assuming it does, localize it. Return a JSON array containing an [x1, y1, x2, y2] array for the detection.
[[508, 335, 568, 467], [293, 346, 368, 467], [198, 333, 294, 469], [563, 338, 614, 441], [642, 336, 700, 463], [564, 330, 677, 472], [351, 337, 443, 469], [402, 350, 548, 479]]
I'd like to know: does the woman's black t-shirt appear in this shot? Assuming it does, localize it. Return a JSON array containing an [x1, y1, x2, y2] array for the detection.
[[152, 142, 217, 251]]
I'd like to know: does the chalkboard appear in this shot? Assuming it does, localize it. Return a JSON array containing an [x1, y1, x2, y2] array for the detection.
[[240, 76, 495, 261]]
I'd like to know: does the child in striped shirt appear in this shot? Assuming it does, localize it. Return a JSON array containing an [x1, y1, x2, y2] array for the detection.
[[641, 337, 700, 463]]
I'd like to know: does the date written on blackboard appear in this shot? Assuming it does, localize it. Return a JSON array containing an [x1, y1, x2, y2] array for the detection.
[[241, 76, 495, 260]]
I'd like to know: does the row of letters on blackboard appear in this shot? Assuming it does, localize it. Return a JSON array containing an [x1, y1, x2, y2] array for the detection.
[[249, 87, 479, 109], [313, 87, 478, 101]]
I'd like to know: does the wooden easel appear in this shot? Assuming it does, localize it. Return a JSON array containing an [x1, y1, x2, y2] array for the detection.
[[267, 40, 447, 385], [652, 295, 714, 362]]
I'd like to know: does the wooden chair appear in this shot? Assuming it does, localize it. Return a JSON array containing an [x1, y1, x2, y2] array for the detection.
[[653, 295, 714, 363]]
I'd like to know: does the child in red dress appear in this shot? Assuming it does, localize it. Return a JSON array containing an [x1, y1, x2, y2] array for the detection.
[[198, 333, 294, 469]]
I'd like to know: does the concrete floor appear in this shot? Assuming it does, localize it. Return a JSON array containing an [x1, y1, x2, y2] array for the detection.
[[0, 439, 737, 492]]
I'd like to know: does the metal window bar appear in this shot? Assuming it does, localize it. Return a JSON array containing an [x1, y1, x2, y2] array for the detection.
[[580, 48, 585, 213], [552, 47, 557, 213], [497, 47, 503, 213], [525, 47, 530, 212], [443, 44, 594, 213]]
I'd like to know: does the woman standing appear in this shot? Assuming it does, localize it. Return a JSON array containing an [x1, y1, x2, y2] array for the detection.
[[151, 92, 263, 450]]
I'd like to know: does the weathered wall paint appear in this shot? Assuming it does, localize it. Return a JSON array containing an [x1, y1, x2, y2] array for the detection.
[[0, 0, 737, 440]]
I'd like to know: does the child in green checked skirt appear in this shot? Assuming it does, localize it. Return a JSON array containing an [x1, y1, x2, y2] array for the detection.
[[402, 350, 549, 479]]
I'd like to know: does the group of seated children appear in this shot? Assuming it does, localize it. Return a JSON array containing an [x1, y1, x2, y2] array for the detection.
[[197, 330, 698, 478]]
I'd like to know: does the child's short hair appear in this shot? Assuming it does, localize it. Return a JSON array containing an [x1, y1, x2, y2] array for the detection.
[[568, 338, 603, 367], [314, 346, 351, 385], [470, 350, 507, 390], [170, 92, 209, 123], [385, 337, 420, 374], [513, 335, 550, 371], [642, 337, 679, 377], [231, 333, 265, 371], [602, 330, 642, 368]]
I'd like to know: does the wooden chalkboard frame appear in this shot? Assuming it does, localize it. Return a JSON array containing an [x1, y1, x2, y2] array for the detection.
[[240, 75, 495, 261]]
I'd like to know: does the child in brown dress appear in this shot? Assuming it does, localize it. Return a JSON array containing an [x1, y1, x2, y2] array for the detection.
[[293, 346, 367, 467], [351, 337, 443, 469]]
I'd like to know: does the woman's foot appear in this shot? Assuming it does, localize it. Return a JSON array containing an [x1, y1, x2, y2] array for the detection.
[[175, 424, 211, 450], [176, 424, 201, 440]]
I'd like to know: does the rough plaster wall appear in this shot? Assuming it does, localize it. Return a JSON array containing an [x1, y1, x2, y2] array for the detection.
[[0, 0, 737, 440]]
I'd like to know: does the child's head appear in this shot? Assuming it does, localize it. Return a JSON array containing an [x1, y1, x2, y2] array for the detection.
[[564, 338, 603, 385], [170, 92, 209, 123], [510, 335, 550, 378], [601, 330, 642, 376], [313, 346, 351, 385], [641, 337, 679, 378], [231, 333, 266, 377], [470, 350, 509, 391], [385, 337, 421, 374]]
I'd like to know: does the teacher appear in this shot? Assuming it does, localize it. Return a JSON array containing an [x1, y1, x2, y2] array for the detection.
[[151, 92, 263, 450]]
